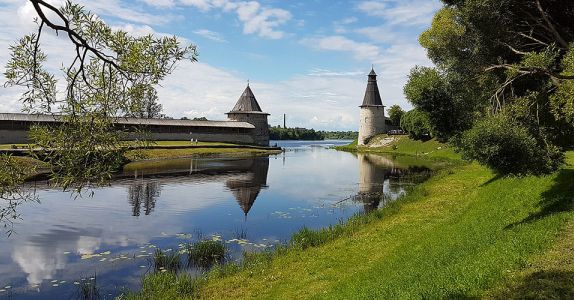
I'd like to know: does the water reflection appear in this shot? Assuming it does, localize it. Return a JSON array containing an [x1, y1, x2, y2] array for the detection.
[[356, 154, 430, 213], [224, 158, 269, 216], [123, 157, 270, 217], [0, 141, 434, 299], [128, 182, 161, 216]]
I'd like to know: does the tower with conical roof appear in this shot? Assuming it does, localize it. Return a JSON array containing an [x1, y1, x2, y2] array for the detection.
[[358, 67, 385, 145], [226, 83, 270, 146]]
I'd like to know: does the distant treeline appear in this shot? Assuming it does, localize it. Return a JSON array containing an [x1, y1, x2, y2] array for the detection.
[[269, 126, 358, 140]]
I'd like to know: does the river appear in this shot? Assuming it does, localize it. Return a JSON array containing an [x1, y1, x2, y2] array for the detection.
[[0, 140, 431, 299]]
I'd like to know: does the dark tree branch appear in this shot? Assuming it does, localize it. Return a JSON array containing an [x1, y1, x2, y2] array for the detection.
[[30, 0, 124, 71], [485, 64, 574, 81], [535, 0, 569, 48]]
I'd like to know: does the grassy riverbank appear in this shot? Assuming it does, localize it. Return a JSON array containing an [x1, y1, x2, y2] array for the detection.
[[124, 139, 574, 299], [1, 141, 282, 163], [336, 134, 460, 160]]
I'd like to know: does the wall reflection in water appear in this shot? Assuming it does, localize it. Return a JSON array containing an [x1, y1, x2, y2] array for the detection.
[[124, 157, 270, 217]]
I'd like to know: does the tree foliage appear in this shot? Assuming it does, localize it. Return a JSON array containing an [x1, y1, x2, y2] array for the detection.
[[387, 105, 405, 126], [0, 155, 38, 235], [406, 0, 574, 174], [3, 0, 196, 190], [269, 126, 325, 140], [400, 109, 432, 140]]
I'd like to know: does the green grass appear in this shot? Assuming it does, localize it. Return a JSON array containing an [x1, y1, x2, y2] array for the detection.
[[150, 141, 234, 147], [0, 144, 31, 150], [125, 147, 281, 161], [336, 134, 460, 161], [187, 240, 226, 269], [153, 249, 183, 274], [127, 151, 574, 299], [1, 141, 282, 163]]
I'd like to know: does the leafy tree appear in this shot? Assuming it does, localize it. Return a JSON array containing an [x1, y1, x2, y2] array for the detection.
[[269, 127, 325, 140], [400, 109, 432, 140], [320, 131, 359, 140], [408, 0, 574, 174], [124, 85, 164, 118], [404, 67, 474, 140], [3, 0, 196, 191], [387, 105, 405, 127]]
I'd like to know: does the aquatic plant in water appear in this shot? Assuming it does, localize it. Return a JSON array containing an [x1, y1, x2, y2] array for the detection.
[[187, 240, 226, 268], [152, 249, 182, 273], [73, 275, 100, 300]]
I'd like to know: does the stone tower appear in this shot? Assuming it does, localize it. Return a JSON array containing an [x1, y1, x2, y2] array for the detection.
[[226, 83, 270, 146], [358, 68, 385, 146]]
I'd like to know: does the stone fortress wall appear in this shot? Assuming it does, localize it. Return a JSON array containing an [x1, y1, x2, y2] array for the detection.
[[0, 84, 271, 146]]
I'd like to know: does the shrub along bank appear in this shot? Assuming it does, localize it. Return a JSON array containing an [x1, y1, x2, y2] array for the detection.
[[123, 139, 574, 299]]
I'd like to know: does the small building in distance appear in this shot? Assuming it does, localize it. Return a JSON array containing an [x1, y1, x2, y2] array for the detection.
[[0, 83, 271, 146], [358, 67, 386, 146]]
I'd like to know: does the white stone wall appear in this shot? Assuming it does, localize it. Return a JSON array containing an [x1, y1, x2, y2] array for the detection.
[[358, 106, 386, 146], [227, 113, 269, 146], [0, 130, 255, 145]]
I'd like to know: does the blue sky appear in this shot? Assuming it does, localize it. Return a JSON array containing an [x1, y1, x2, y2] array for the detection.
[[0, 0, 442, 130]]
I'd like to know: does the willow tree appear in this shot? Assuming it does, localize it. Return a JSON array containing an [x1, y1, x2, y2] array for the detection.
[[4, 0, 196, 186], [1, 0, 196, 231]]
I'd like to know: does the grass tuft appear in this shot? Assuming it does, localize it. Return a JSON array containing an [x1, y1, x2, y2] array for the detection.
[[152, 249, 182, 274], [187, 240, 226, 269]]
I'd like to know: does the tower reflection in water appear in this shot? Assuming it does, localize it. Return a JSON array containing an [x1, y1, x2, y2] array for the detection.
[[356, 153, 430, 213], [125, 157, 270, 217]]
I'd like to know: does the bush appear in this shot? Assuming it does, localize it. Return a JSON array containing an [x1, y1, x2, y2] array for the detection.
[[460, 115, 564, 175], [400, 109, 432, 140]]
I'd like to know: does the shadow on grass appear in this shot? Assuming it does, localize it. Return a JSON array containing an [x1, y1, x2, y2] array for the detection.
[[506, 169, 574, 229], [479, 174, 503, 187], [489, 270, 574, 299]]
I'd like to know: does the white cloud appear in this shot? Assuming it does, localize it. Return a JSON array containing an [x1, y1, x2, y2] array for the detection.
[[140, 0, 176, 8], [307, 68, 364, 77], [179, 0, 292, 39], [357, 0, 442, 26], [86, 0, 180, 25], [300, 36, 381, 61], [111, 24, 159, 37], [153, 60, 369, 130], [355, 26, 399, 43], [193, 29, 228, 42]]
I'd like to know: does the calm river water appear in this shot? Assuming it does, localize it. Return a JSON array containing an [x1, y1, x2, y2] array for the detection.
[[0, 140, 430, 299]]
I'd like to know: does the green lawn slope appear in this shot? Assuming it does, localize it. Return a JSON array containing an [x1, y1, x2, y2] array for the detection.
[[125, 148, 574, 299]]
